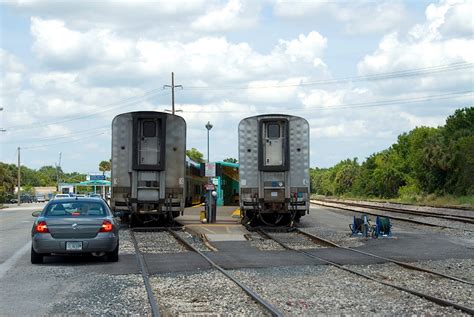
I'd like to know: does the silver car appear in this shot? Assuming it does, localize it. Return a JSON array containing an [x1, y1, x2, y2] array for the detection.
[[31, 198, 119, 264]]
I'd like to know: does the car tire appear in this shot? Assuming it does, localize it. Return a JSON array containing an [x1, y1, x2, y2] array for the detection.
[[31, 246, 43, 264], [107, 243, 119, 262]]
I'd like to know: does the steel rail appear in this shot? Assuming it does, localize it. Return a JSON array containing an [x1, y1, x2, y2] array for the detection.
[[316, 199, 474, 223], [259, 229, 474, 315], [341, 198, 474, 212], [296, 229, 474, 286], [311, 201, 472, 230], [130, 230, 162, 317], [166, 228, 284, 317]]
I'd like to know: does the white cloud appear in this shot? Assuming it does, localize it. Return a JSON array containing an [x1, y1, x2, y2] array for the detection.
[[191, 0, 259, 32], [242, 77, 304, 104], [277, 31, 327, 63], [29, 18, 329, 90], [42, 124, 72, 138], [273, 1, 408, 35], [357, 0, 473, 97], [12, 0, 209, 36], [31, 17, 136, 68], [299, 88, 371, 109], [440, 1, 474, 37], [399, 112, 446, 128], [0, 49, 26, 94], [311, 120, 368, 138]]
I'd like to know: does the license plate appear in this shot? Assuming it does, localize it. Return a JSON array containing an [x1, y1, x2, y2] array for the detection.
[[66, 241, 83, 250], [271, 192, 278, 197]]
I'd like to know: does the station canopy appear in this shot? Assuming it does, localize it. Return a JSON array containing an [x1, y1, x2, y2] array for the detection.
[[78, 180, 111, 186]]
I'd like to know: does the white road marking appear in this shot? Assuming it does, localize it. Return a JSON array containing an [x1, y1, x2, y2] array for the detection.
[[0, 241, 30, 280]]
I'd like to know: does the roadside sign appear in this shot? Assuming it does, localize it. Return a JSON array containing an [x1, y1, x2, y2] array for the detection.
[[204, 184, 215, 191], [205, 163, 216, 177], [88, 175, 106, 181]]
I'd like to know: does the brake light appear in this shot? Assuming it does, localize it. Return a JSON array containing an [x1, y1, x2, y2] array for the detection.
[[35, 221, 49, 233], [99, 220, 113, 232]]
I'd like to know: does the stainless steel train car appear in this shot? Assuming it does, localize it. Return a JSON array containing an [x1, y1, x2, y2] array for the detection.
[[185, 157, 206, 206], [110, 111, 186, 225], [238, 114, 310, 226]]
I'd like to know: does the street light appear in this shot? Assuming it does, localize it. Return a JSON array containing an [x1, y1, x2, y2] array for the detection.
[[205, 121, 213, 163], [205, 121, 215, 223]]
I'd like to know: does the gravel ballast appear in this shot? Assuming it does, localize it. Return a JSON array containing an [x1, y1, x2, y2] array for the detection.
[[50, 273, 150, 315], [134, 231, 188, 253], [346, 262, 473, 308], [175, 229, 211, 252], [418, 258, 474, 282], [119, 229, 136, 255], [232, 265, 468, 316], [267, 232, 326, 250], [246, 232, 285, 251], [300, 227, 366, 248], [150, 270, 270, 316]]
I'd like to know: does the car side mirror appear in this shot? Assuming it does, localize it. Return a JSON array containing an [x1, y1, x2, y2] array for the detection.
[[113, 211, 122, 217], [32, 211, 41, 217]]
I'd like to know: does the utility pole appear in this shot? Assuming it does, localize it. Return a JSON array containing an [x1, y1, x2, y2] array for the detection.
[[163, 72, 182, 114], [0, 107, 5, 132], [17, 147, 20, 206], [56, 152, 62, 191]]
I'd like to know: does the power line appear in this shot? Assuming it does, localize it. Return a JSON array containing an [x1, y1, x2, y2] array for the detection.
[[21, 132, 106, 150], [185, 62, 473, 90], [1, 126, 110, 144], [5, 89, 170, 131], [179, 91, 473, 113]]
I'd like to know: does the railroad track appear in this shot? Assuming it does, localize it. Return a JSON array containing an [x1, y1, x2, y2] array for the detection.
[[314, 198, 474, 224], [130, 227, 283, 317], [258, 228, 474, 315], [311, 199, 474, 230], [130, 229, 162, 317]]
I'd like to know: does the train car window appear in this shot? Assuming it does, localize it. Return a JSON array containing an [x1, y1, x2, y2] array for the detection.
[[142, 121, 156, 137], [267, 123, 280, 138]]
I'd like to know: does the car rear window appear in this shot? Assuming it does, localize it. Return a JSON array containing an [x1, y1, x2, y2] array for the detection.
[[44, 201, 108, 217]]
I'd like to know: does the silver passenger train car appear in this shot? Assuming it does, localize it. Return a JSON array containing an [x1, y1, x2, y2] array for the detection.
[[238, 114, 310, 226], [110, 111, 186, 225]]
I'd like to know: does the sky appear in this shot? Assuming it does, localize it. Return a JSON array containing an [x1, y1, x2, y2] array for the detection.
[[0, 0, 473, 174]]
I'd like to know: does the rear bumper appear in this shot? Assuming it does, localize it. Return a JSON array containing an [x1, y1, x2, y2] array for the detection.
[[32, 232, 118, 254]]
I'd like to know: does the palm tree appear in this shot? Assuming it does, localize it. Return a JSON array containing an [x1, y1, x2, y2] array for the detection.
[[99, 159, 111, 175]]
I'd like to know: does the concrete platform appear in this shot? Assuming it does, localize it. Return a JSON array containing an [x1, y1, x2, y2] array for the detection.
[[178, 205, 247, 241], [177, 205, 240, 224]]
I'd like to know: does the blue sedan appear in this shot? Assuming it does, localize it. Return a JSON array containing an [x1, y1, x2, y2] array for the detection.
[[31, 198, 119, 264]]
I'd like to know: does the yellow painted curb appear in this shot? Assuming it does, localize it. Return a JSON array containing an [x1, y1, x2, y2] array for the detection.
[[231, 208, 241, 218]]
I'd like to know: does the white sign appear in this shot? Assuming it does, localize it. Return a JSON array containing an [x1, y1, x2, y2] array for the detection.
[[204, 184, 215, 191], [212, 177, 219, 185], [205, 163, 216, 177]]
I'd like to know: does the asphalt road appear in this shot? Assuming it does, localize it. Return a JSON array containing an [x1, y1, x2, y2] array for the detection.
[[0, 203, 43, 266], [1, 203, 472, 315]]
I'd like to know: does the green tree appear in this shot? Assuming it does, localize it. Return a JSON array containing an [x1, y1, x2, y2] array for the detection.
[[186, 148, 204, 163], [223, 157, 238, 163], [37, 166, 60, 186], [99, 159, 111, 175]]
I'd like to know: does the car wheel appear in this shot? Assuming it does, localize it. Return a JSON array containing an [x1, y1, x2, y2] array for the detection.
[[31, 246, 43, 264], [107, 243, 119, 262]]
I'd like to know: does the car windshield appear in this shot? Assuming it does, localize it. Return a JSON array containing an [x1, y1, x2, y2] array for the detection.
[[44, 201, 108, 217]]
